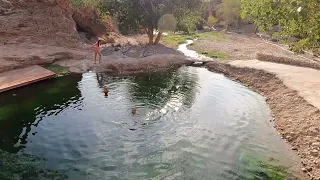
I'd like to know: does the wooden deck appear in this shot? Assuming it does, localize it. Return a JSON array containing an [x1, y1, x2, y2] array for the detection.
[[0, 65, 55, 93]]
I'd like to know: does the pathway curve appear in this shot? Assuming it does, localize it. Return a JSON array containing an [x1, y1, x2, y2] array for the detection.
[[178, 40, 213, 62], [229, 60, 320, 110]]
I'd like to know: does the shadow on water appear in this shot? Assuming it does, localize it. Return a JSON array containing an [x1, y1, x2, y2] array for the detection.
[[96, 69, 198, 109], [0, 149, 68, 180], [0, 75, 82, 153], [126, 69, 198, 109]]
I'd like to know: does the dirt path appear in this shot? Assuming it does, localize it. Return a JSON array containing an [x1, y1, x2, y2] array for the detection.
[[229, 60, 320, 110], [189, 32, 319, 63], [189, 33, 294, 60]]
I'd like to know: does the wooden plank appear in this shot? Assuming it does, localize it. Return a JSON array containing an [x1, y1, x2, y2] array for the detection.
[[0, 65, 55, 93]]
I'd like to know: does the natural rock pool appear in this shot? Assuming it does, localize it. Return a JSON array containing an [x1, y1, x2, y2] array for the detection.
[[0, 66, 303, 179]]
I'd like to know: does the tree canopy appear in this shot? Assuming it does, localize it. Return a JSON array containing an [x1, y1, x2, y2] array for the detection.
[[216, 0, 241, 30], [164, 0, 204, 33], [241, 0, 320, 55], [102, 0, 204, 44]]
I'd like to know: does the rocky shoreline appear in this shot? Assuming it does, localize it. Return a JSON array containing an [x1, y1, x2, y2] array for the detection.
[[1, 1, 319, 178], [206, 61, 320, 180], [53, 44, 194, 74]]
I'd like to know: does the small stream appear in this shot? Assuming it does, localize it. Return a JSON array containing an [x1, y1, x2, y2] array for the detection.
[[177, 39, 212, 61], [0, 41, 303, 179]]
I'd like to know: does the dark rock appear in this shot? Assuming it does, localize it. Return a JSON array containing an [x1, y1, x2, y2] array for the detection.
[[73, 8, 107, 37]]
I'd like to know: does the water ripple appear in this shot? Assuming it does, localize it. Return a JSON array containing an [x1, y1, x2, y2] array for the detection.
[[0, 66, 302, 179]]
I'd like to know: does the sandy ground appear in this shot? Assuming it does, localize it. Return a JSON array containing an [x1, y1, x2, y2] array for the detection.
[[229, 60, 320, 110], [189, 32, 319, 63], [207, 62, 320, 180]]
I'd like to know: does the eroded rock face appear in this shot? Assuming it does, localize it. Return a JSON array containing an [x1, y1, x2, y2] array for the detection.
[[0, 0, 118, 47], [0, 0, 79, 47], [73, 7, 107, 37], [72, 7, 119, 38]]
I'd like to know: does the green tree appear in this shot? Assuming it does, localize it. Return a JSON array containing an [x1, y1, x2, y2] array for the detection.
[[104, 0, 204, 43], [164, 0, 204, 33], [104, 0, 165, 44], [72, 0, 109, 23], [206, 15, 217, 27], [216, 0, 241, 30], [241, 0, 320, 55], [173, 10, 202, 33], [155, 14, 177, 44], [204, 0, 222, 17]]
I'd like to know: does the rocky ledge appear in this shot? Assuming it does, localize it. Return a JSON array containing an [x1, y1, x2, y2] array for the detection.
[[99, 54, 194, 74]]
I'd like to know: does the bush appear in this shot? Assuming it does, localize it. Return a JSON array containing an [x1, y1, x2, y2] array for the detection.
[[206, 16, 217, 27], [71, 0, 83, 7]]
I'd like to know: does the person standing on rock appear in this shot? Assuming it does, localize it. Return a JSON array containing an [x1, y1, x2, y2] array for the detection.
[[93, 40, 102, 64]]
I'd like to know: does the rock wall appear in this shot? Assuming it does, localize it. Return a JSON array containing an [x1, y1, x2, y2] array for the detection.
[[0, 0, 80, 47], [73, 8, 107, 37], [0, 0, 118, 47]]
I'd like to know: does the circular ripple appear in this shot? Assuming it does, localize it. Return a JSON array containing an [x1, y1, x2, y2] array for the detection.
[[0, 67, 302, 179]]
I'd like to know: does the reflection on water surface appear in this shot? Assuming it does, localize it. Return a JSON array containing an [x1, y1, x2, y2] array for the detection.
[[0, 67, 302, 179]]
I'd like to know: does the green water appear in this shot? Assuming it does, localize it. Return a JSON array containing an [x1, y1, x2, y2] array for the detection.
[[0, 67, 302, 179]]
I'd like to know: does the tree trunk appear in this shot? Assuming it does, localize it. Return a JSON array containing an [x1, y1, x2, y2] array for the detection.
[[146, 28, 154, 45], [207, 6, 212, 17], [254, 25, 258, 34], [154, 31, 162, 45]]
